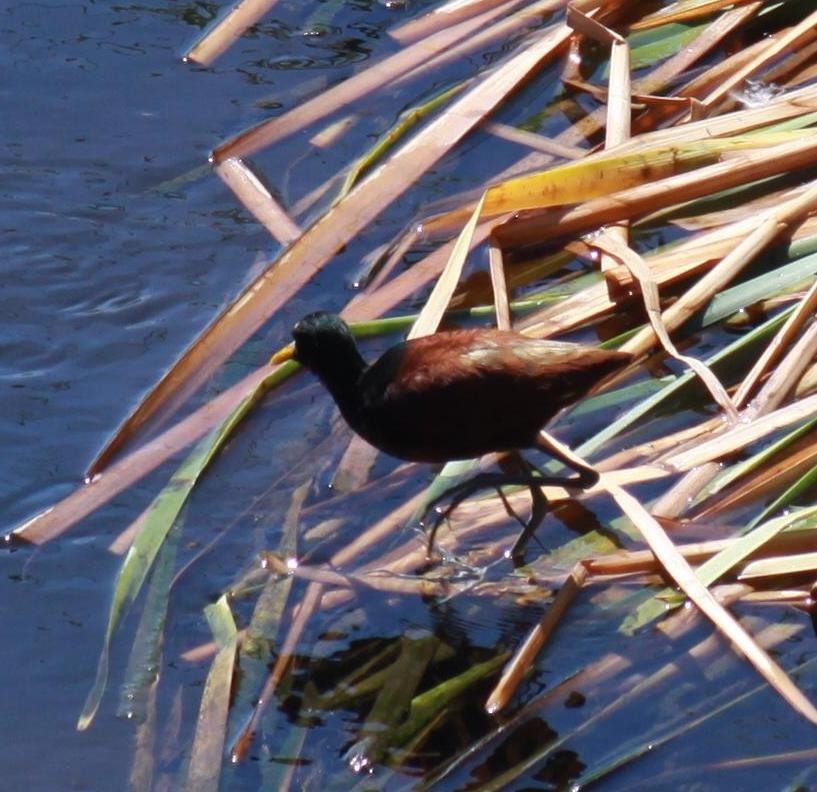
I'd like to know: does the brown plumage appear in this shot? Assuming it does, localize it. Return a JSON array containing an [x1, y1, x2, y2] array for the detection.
[[285, 312, 630, 463]]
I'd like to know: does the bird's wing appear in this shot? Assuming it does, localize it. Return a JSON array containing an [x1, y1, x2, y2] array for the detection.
[[376, 330, 603, 400], [459, 336, 594, 377]]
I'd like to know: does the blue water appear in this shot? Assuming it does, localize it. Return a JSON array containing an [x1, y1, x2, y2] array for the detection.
[[0, 2, 414, 788], [4, 3, 817, 790]]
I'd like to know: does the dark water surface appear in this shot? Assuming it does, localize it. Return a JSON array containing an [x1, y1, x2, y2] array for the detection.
[[0, 2, 412, 788], [4, 3, 817, 790]]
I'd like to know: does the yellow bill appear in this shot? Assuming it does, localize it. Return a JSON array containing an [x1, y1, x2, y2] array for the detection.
[[270, 342, 296, 365]]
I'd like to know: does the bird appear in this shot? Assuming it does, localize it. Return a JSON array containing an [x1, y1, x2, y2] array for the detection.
[[273, 311, 631, 556]]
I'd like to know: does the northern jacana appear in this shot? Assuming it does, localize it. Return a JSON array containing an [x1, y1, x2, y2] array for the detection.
[[274, 312, 631, 554]]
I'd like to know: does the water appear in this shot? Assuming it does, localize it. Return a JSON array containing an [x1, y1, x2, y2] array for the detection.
[[0, 2, 392, 788], [4, 3, 817, 789]]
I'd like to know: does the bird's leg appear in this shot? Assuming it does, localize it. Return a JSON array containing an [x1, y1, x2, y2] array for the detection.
[[424, 470, 593, 559], [423, 442, 600, 560], [532, 433, 599, 489], [505, 453, 550, 564], [505, 437, 600, 562], [423, 472, 518, 557], [495, 452, 535, 528], [493, 485, 527, 527]]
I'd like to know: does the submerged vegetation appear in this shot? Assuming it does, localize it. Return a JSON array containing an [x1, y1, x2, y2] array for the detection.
[[15, 0, 817, 788]]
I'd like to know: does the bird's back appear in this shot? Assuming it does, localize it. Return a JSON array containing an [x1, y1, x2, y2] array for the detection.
[[354, 329, 630, 463]]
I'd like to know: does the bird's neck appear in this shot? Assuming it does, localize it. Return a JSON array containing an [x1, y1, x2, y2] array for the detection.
[[313, 350, 368, 424]]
